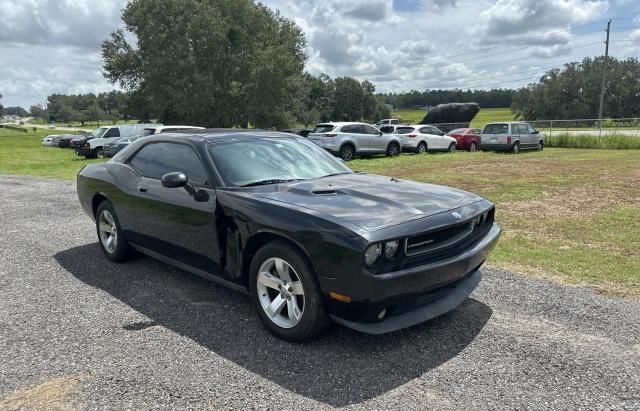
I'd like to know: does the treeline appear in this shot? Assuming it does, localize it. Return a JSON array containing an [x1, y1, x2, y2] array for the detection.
[[30, 91, 143, 125], [378, 89, 515, 109], [100, 0, 388, 129], [512, 57, 640, 120]]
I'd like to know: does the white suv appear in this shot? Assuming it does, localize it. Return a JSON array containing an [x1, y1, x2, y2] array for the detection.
[[395, 125, 457, 153], [308, 122, 402, 161]]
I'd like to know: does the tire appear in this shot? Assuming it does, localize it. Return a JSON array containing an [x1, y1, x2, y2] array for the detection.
[[94, 147, 104, 158], [417, 142, 427, 154], [386, 142, 400, 157], [448, 143, 456, 153], [469, 142, 477, 152], [339, 144, 355, 161], [537, 141, 544, 151], [95, 201, 131, 262], [512, 142, 520, 154], [249, 240, 330, 341]]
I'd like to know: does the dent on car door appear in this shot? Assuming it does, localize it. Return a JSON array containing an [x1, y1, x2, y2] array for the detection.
[[126, 142, 222, 275]]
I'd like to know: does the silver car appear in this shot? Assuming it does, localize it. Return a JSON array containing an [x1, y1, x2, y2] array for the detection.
[[308, 122, 402, 161], [480, 122, 545, 154]]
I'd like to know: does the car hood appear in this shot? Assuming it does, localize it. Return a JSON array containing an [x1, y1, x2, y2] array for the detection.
[[249, 173, 483, 231]]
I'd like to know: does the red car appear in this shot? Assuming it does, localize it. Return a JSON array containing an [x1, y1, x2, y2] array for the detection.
[[447, 128, 481, 151]]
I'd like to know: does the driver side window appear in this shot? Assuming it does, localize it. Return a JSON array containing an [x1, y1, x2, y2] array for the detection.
[[129, 142, 209, 186]]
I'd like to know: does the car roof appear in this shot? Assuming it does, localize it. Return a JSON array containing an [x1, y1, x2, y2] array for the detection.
[[143, 125, 204, 130], [144, 129, 300, 144], [316, 122, 373, 126]]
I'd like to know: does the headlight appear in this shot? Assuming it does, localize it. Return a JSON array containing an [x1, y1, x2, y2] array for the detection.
[[385, 240, 400, 259], [364, 244, 382, 266]]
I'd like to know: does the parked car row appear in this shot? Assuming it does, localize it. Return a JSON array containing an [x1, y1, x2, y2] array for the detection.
[[43, 124, 205, 158], [305, 121, 544, 161]]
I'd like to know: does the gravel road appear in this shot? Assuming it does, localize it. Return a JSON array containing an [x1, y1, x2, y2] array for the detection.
[[1, 175, 638, 410]]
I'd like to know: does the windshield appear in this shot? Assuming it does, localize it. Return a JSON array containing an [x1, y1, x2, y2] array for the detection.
[[483, 124, 508, 134], [313, 124, 335, 133], [395, 127, 415, 134], [207, 137, 352, 187], [92, 127, 108, 138]]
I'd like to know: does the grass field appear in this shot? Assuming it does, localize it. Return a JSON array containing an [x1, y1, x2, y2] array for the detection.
[[1, 133, 638, 296]]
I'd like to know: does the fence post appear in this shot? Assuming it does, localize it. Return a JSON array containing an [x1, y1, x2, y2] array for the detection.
[[550, 120, 553, 137]]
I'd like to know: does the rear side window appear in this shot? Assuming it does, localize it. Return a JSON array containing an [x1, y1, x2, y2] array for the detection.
[[483, 124, 508, 134], [314, 124, 335, 133], [129, 142, 209, 186], [396, 127, 416, 134]]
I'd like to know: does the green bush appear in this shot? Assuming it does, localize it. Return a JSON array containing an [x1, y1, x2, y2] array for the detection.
[[546, 134, 640, 149]]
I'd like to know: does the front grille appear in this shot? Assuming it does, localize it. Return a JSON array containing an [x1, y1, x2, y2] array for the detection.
[[404, 208, 495, 257]]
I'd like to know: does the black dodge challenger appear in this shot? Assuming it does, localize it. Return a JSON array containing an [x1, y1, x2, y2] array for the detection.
[[77, 130, 501, 341]]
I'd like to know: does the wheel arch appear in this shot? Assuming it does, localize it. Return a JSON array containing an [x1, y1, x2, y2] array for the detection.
[[339, 140, 356, 153], [241, 230, 316, 288], [91, 192, 111, 217]]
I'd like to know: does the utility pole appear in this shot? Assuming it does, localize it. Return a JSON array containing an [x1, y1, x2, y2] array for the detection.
[[597, 19, 611, 137]]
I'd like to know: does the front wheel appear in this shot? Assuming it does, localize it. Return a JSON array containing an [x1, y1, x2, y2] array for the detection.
[[537, 141, 544, 151], [448, 143, 456, 153], [96, 201, 131, 262], [94, 147, 104, 158], [512, 142, 520, 154], [250, 241, 329, 341], [386, 143, 400, 157]]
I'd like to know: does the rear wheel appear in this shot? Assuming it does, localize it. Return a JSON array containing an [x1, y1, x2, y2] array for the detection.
[[469, 142, 477, 152], [512, 142, 520, 154], [96, 201, 131, 262], [250, 241, 329, 341], [339, 144, 354, 161], [417, 142, 427, 154], [386, 142, 400, 157]]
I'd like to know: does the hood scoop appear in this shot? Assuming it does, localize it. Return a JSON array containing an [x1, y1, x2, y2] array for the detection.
[[312, 189, 339, 196]]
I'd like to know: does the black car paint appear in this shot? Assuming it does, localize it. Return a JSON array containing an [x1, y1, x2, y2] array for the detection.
[[77, 132, 501, 333]]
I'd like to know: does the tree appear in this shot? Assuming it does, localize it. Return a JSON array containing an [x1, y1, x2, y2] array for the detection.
[[102, 0, 306, 128], [0, 94, 3, 115], [2, 106, 29, 117], [511, 57, 640, 120]]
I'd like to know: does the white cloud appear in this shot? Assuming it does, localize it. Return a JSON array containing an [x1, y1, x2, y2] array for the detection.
[[3, 0, 638, 108]]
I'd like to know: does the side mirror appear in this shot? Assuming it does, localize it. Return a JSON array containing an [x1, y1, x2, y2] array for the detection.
[[533, 130, 540, 134], [161, 172, 188, 188]]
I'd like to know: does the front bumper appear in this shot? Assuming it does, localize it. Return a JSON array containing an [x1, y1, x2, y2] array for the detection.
[[75, 146, 93, 156], [326, 223, 501, 334], [331, 269, 481, 334]]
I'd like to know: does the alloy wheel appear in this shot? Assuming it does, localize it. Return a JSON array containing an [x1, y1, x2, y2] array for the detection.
[[340, 146, 354, 161], [418, 143, 426, 153], [256, 257, 305, 329], [98, 210, 118, 254]]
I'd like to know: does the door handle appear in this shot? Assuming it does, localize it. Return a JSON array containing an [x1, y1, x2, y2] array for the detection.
[[138, 185, 148, 193]]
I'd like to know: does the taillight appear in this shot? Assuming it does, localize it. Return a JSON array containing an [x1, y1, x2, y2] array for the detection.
[[407, 134, 417, 138], [507, 136, 512, 144]]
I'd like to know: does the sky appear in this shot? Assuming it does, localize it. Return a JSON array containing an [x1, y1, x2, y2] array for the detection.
[[1, 0, 639, 108]]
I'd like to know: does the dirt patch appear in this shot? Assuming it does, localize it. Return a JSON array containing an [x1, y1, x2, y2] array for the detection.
[[500, 185, 639, 221], [0, 375, 86, 411]]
